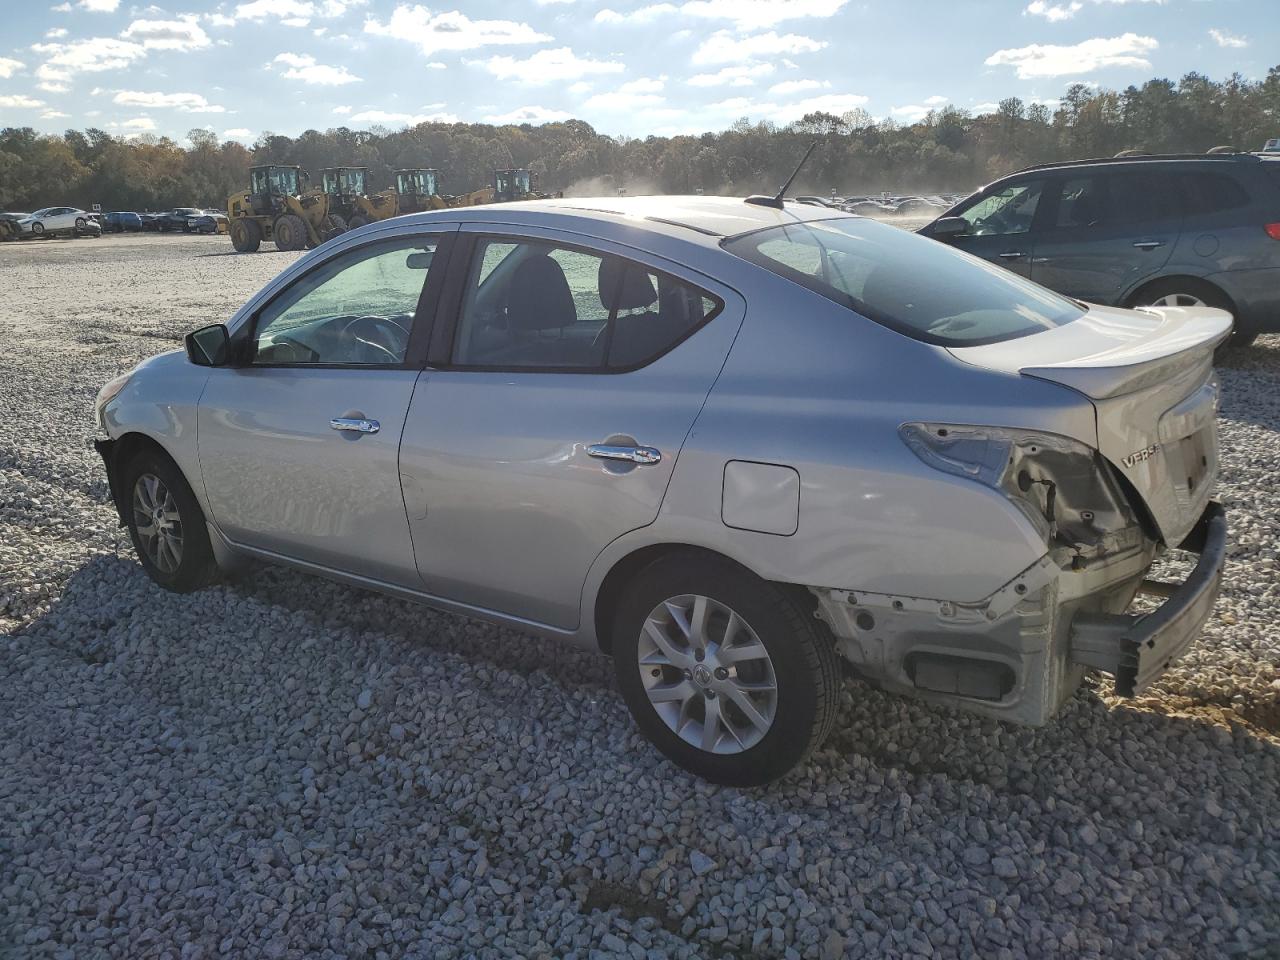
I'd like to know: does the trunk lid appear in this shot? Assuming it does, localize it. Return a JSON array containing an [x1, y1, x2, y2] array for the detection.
[[948, 303, 1232, 545]]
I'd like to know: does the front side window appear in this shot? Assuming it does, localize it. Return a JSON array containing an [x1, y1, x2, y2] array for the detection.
[[253, 237, 440, 365], [1054, 176, 1106, 228], [451, 238, 720, 370], [724, 218, 1084, 346], [955, 180, 1044, 236]]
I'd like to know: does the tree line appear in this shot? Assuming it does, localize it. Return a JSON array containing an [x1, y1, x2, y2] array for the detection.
[[1, 65, 1277, 213]]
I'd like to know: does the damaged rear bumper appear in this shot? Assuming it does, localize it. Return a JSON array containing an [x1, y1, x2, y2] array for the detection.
[[1069, 501, 1227, 696], [93, 437, 126, 526]]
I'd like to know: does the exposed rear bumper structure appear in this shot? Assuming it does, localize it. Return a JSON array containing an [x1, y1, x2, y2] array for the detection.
[[1069, 501, 1226, 696]]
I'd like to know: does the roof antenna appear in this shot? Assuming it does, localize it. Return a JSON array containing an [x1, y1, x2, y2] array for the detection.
[[746, 141, 817, 209]]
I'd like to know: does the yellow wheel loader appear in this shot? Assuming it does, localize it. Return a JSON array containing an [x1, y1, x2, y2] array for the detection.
[[226, 164, 348, 254], [348, 169, 450, 227]]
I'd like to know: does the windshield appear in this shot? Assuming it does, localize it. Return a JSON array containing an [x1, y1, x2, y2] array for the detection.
[[266, 168, 299, 195], [399, 170, 437, 195], [723, 217, 1084, 346]]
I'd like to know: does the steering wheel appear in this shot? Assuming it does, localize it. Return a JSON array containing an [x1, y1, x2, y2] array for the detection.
[[341, 314, 408, 364]]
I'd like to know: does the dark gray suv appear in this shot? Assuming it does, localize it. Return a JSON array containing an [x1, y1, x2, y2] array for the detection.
[[921, 153, 1280, 347]]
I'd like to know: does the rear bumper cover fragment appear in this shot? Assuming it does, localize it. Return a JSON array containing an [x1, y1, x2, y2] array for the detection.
[[1070, 501, 1226, 696], [94, 438, 127, 526]]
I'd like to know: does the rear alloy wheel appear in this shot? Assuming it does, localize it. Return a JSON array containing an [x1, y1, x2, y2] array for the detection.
[[229, 218, 262, 253], [612, 554, 841, 786], [273, 213, 308, 251], [1130, 278, 1253, 349], [31, 221, 44, 236], [121, 449, 219, 593]]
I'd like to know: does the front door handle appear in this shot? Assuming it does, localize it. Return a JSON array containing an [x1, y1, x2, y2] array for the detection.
[[1133, 240, 1165, 250], [330, 417, 380, 434], [587, 443, 662, 465], [997, 251, 1026, 260]]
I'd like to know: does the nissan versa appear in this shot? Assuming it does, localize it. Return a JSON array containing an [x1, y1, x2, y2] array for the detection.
[[93, 196, 1229, 785]]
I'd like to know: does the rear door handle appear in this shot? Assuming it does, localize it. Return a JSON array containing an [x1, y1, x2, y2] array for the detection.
[[330, 417, 380, 434], [997, 251, 1026, 260], [587, 443, 662, 465], [1133, 240, 1165, 250]]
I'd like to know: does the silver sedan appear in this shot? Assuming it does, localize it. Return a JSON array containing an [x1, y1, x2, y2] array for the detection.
[[94, 196, 1230, 784]]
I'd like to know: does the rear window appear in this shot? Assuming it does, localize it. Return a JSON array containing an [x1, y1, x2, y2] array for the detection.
[[723, 217, 1084, 346], [1181, 172, 1250, 214]]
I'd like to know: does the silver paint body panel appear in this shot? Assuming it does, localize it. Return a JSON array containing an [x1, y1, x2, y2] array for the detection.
[[100, 196, 1221, 674]]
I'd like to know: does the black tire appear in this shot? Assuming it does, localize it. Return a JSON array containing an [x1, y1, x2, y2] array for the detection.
[[320, 213, 348, 243], [611, 554, 841, 786], [229, 218, 262, 253], [348, 215, 370, 229], [31, 221, 44, 236], [120, 447, 220, 593], [75, 217, 87, 231], [273, 213, 307, 251], [1128, 277, 1253, 347]]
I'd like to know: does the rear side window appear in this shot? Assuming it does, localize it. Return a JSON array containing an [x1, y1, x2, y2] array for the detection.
[[724, 218, 1084, 346], [1181, 172, 1250, 214], [450, 238, 721, 371], [1106, 171, 1182, 223]]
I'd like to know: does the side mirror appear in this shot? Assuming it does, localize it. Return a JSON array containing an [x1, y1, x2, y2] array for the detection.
[[929, 216, 969, 240], [185, 323, 232, 367]]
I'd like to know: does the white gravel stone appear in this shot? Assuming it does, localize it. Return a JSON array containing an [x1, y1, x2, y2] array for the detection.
[[1, 233, 1278, 959]]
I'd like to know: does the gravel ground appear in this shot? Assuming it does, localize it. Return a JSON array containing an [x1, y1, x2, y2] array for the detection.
[[1, 232, 1278, 959]]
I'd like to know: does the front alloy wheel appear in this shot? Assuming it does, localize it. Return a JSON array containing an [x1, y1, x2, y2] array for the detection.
[[131, 473, 184, 574]]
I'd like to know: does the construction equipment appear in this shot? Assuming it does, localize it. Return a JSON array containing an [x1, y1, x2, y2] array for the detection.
[[348, 168, 449, 227], [318, 166, 368, 228], [491, 168, 559, 203], [226, 164, 348, 254]]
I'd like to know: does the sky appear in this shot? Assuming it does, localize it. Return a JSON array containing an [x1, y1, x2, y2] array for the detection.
[[0, 0, 1276, 143]]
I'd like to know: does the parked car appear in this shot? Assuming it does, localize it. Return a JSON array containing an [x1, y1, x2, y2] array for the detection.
[[93, 196, 1228, 784], [155, 208, 205, 232], [137, 213, 163, 231], [187, 210, 229, 234], [103, 211, 144, 233], [0, 211, 29, 241], [15, 206, 99, 238], [920, 153, 1280, 347]]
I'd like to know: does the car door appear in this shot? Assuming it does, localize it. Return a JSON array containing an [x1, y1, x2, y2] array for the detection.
[[197, 228, 455, 586], [1030, 169, 1181, 304], [398, 227, 745, 629], [932, 177, 1047, 278]]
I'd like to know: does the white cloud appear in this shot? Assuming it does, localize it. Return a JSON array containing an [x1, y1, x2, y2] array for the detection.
[[223, 127, 253, 137], [426, 61, 445, 69], [973, 102, 1000, 114], [474, 47, 623, 83], [52, 3, 73, 11], [120, 18, 212, 51], [234, 0, 315, 23], [693, 30, 825, 65], [680, 0, 847, 31], [484, 105, 571, 124], [687, 63, 774, 87], [332, 104, 352, 114], [594, 0, 844, 29], [1025, 1, 1082, 21], [892, 96, 949, 123], [272, 52, 361, 84], [204, 12, 238, 27], [767, 78, 827, 96], [1209, 28, 1247, 49], [773, 92, 867, 122], [364, 5, 552, 56], [583, 76, 667, 111], [45, 28, 69, 39], [31, 37, 147, 91], [347, 108, 458, 125], [0, 58, 24, 79], [0, 95, 46, 109], [113, 90, 227, 112], [121, 116, 156, 129], [594, 4, 676, 24], [80, 0, 121, 10], [41, 110, 71, 119], [985, 33, 1157, 79]]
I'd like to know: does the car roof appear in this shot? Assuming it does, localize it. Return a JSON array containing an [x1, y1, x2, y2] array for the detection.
[[399, 194, 850, 244]]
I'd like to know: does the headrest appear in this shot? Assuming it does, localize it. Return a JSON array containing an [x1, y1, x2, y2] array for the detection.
[[506, 254, 577, 331], [599, 258, 657, 313]]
